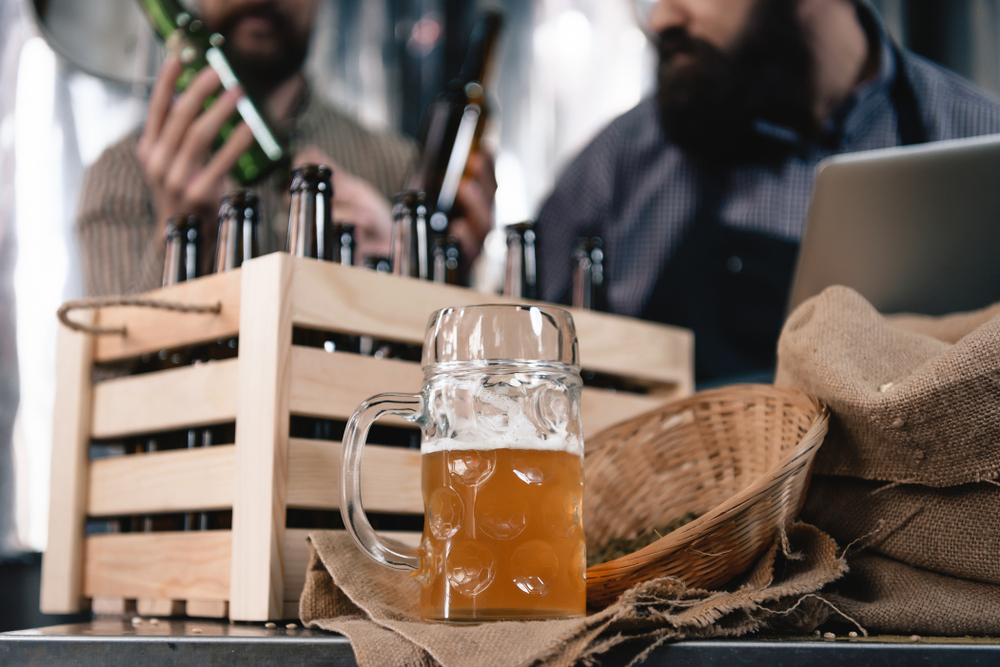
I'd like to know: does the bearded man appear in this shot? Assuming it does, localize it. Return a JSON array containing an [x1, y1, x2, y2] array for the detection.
[[77, 0, 495, 296], [535, 0, 1000, 384]]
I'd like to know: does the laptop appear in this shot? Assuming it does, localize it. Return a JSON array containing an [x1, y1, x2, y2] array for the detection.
[[787, 133, 1000, 316]]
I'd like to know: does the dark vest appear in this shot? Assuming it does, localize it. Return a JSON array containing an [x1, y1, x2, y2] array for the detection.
[[640, 46, 927, 386]]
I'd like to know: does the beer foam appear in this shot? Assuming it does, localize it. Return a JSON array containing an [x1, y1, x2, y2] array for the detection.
[[421, 434, 582, 456], [422, 385, 582, 456]]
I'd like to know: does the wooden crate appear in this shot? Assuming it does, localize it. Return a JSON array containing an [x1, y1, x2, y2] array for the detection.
[[40, 252, 693, 621]]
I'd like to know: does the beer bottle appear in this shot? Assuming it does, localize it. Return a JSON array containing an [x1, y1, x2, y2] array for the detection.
[[572, 237, 607, 311], [334, 223, 356, 267], [333, 222, 359, 352], [431, 235, 462, 285], [163, 214, 201, 287], [214, 191, 260, 272], [390, 191, 429, 279], [405, 11, 503, 222], [203, 191, 261, 363], [503, 221, 538, 300], [363, 254, 393, 274], [136, 0, 286, 184], [286, 164, 335, 261], [287, 165, 358, 351]]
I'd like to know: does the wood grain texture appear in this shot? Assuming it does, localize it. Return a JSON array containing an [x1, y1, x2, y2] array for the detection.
[[93, 269, 241, 363], [572, 310, 694, 392], [580, 387, 675, 438], [83, 532, 231, 601], [137, 598, 186, 616], [185, 600, 229, 618], [288, 347, 422, 425], [90, 359, 238, 439], [41, 312, 94, 614], [289, 258, 693, 391], [282, 529, 421, 602], [230, 253, 293, 621], [90, 596, 135, 616], [87, 445, 236, 516], [288, 346, 669, 437], [286, 439, 422, 513]]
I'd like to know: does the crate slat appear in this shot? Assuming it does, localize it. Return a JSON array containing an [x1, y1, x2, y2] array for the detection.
[[290, 260, 693, 390], [93, 269, 242, 363], [87, 445, 236, 516], [282, 529, 421, 603], [289, 346, 671, 437], [580, 387, 674, 438], [286, 439, 422, 512], [83, 532, 231, 601], [90, 359, 238, 439], [186, 600, 229, 618], [230, 254, 293, 621], [288, 347, 422, 425], [90, 597, 135, 615], [571, 310, 694, 392], [41, 311, 94, 614], [137, 599, 185, 616]]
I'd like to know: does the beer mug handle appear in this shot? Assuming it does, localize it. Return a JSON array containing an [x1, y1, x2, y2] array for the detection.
[[340, 392, 424, 572]]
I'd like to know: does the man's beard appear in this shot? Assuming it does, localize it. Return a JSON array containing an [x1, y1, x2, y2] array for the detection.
[[209, 3, 310, 94], [655, 0, 817, 165]]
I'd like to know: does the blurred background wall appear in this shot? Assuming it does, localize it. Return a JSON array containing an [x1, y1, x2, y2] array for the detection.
[[1, 0, 999, 558]]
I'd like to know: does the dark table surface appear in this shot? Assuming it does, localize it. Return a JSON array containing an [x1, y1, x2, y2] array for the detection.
[[3, 619, 1000, 666]]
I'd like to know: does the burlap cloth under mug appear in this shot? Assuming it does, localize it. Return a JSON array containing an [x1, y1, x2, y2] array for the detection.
[[776, 285, 1000, 635], [300, 523, 846, 667]]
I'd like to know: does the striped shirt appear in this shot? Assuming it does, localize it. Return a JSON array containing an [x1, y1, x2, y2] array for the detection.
[[536, 12, 1000, 318], [76, 88, 417, 297]]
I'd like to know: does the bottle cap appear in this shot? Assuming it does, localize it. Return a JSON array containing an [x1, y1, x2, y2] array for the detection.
[[290, 164, 333, 192]]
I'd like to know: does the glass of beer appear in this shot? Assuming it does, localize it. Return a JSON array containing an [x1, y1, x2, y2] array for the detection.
[[340, 304, 586, 622]]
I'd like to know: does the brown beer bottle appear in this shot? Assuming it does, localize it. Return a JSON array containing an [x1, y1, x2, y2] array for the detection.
[[203, 191, 262, 363], [431, 235, 462, 285], [571, 237, 607, 311], [405, 11, 503, 222], [503, 221, 538, 300], [163, 214, 202, 287], [286, 164, 335, 261], [214, 191, 260, 272], [333, 222, 359, 352], [134, 215, 202, 375], [390, 190, 430, 279], [334, 222, 356, 267]]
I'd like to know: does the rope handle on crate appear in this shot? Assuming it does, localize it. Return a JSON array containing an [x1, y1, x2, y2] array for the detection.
[[57, 297, 223, 336]]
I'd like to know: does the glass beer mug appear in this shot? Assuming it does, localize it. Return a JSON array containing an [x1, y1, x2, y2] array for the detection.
[[341, 304, 586, 622]]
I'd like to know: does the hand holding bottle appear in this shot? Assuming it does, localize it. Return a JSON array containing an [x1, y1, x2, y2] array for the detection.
[[449, 150, 497, 266], [137, 55, 255, 242]]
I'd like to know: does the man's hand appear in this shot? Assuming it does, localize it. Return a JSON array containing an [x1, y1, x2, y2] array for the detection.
[[450, 151, 497, 265], [137, 56, 255, 241], [293, 146, 394, 263], [289, 146, 496, 268]]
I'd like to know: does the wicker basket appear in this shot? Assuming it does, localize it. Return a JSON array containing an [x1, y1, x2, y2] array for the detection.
[[584, 384, 828, 609]]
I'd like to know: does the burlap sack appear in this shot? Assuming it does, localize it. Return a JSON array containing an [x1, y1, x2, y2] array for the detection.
[[776, 286, 1000, 486], [825, 552, 1000, 636], [802, 476, 1000, 585], [300, 524, 846, 667], [776, 286, 1000, 635]]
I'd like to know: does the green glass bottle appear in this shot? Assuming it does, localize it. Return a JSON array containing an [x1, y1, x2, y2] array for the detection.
[[137, 0, 286, 184]]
